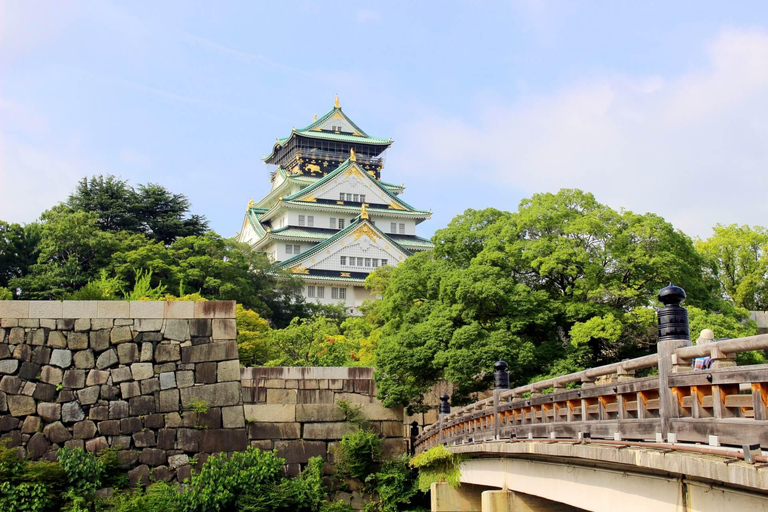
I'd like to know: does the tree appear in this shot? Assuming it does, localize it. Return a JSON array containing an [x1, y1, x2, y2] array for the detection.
[[66, 175, 208, 244], [0, 221, 41, 289], [374, 189, 722, 412], [696, 224, 768, 310]]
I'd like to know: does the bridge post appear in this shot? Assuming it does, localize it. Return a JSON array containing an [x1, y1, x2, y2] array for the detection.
[[494, 361, 509, 440], [656, 284, 691, 440], [439, 394, 450, 445]]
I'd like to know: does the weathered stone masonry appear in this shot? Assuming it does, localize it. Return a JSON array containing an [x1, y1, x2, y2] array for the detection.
[[0, 300, 243, 485], [0, 301, 405, 485]]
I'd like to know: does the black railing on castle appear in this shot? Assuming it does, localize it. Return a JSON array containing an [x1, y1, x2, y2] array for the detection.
[[415, 284, 768, 456]]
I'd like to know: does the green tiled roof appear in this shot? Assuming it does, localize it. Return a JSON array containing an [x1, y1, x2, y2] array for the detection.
[[276, 218, 412, 270]]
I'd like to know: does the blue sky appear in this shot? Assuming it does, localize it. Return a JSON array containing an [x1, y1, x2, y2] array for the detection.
[[3, 1, 768, 239]]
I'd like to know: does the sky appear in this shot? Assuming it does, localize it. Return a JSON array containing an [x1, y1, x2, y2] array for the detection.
[[2, 1, 768, 240]]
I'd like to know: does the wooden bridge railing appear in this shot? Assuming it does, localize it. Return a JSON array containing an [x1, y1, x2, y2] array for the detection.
[[415, 285, 768, 454]]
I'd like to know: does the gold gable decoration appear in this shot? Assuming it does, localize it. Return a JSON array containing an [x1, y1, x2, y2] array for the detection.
[[352, 224, 381, 242], [350, 148, 356, 162], [247, 199, 255, 209], [360, 203, 369, 220], [291, 266, 310, 275], [334, 94, 340, 109], [388, 201, 406, 210]]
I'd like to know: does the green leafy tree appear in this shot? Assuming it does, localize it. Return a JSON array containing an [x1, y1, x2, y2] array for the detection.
[[374, 189, 722, 411], [696, 224, 768, 310], [0, 221, 41, 289]]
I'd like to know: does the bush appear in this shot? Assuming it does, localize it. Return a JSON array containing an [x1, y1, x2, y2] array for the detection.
[[363, 455, 420, 512], [336, 429, 382, 480], [409, 445, 464, 493]]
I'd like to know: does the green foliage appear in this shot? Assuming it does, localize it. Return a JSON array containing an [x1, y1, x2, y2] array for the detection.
[[0, 220, 41, 289], [188, 398, 209, 414], [363, 456, 420, 512], [409, 445, 464, 493], [0, 286, 12, 299], [697, 223, 768, 310], [374, 190, 726, 411], [236, 304, 272, 366], [320, 502, 356, 512], [58, 447, 105, 504], [336, 429, 382, 480], [67, 270, 121, 300], [122, 269, 167, 301], [337, 399, 366, 427]]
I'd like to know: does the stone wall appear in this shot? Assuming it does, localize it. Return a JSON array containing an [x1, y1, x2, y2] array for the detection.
[[0, 300, 243, 485], [241, 366, 405, 475]]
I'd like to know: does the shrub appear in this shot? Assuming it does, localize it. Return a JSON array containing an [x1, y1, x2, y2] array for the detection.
[[336, 429, 382, 481], [409, 445, 464, 493], [363, 455, 420, 512]]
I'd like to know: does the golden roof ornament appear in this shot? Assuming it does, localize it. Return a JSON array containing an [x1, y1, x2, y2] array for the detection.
[[350, 148, 356, 162], [360, 203, 369, 220], [247, 198, 255, 209], [334, 94, 340, 109], [313, 113, 317, 122]]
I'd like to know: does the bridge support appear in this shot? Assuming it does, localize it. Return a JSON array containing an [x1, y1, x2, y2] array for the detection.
[[481, 490, 578, 511], [431, 482, 482, 511]]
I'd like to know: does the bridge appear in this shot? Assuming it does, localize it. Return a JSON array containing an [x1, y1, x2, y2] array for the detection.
[[413, 285, 768, 511]]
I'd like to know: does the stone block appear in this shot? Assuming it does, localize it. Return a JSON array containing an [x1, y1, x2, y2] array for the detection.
[[98, 420, 120, 436], [0, 390, 5, 412], [85, 369, 110, 386], [89, 406, 109, 421], [217, 360, 240, 382], [62, 301, 97, 318], [50, 349, 72, 368], [117, 343, 138, 364], [303, 422, 355, 440], [73, 420, 97, 439], [27, 432, 50, 459], [139, 448, 166, 466], [297, 389, 335, 404], [295, 404, 346, 422], [180, 381, 242, 408], [0, 359, 19, 374], [62, 401, 85, 423], [63, 370, 86, 389], [39, 366, 63, 386], [64, 439, 84, 451], [31, 328, 47, 346], [199, 429, 248, 453], [67, 332, 88, 351], [100, 384, 118, 400], [89, 330, 110, 351], [112, 436, 132, 451], [135, 319, 163, 332], [267, 388, 298, 404], [164, 412, 182, 428], [128, 464, 150, 487], [380, 421, 403, 438], [129, 396, 156, 415], [144, 413, 164, 429], [1, 375, 22, 394], [195, 362, 217, 384], [39, 319, 56, 329], [7, 395, 35, 416], [183, 408, 221, 429], [157, 428, 176, 450], [85, 436, 109, 453], [360, 404, 402, 421], [0, 318, 16, 328], [12, 344, 31, 361], [243, 403, 295, 423], [212, 319, 236, 340], [194, 301, 236, 319], [168, 453, 189, 470], [0, 300, 29, 318], [32, 382, 55, 402], [0, 415, 19, 432], [155, 343, 181, 363], [159, 372, 176, 390], [164, 319, 190, 341], [57, 319, 74, 330], [164, 301, 194, 319], [177, 371, 194, 388], [21, 380, 36, 396], [120, 381, 141, 399], [73, 318, 90, 332], [21, 415, 40, 434], [29, 301, 61, 319], [222, 406, 245, 428], [247, 422, 301, 439], [111, 366, 132, 383], [77, 385, 100, 405], [130, 301, 164, 319], [140, 342, 153, 362], [9, 327, 25, 344], [155, 362, 176, 373], [189, 319, 212, 337], [120, 417, 142, 434], [274, 440, 327, 464], [73, 349, 94, 369], [57, 389, 75, 402], [157, 388, 180, 413], [130, 362, 154, 381], [133, 430, 156, 448], [96, 349, 118, 369], [91, 318, 113, 330], [177, 428, 201, 452], [181, 340, 237, 363], [97, 301, 129, 318], [381, 438, 406, 458], [334, 392, 374, 404], [19, 362, 40, 381], [110, 326, 133, 344], [141, 377, 160, 395], [109, 400, 129, 419]]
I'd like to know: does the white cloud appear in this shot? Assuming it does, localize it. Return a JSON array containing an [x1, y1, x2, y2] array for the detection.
[[397, 29, 768, 238]]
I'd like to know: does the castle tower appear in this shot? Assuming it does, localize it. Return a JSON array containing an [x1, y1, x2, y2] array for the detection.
[[237, 97, 433, 314]]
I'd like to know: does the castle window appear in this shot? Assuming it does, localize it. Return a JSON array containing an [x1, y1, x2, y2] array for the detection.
[[339, 193, 345, 201], [331, 287, 339, 299], [357, 257, 363, 266], [346, 193, 353, 201], [307, 286, 316, 298], [330, 218, 337, 229], [339, 288, 346, 299], [390, 223, 397, 233], [353, 194, 359, 202], [365, 258, 371, 267], [340, 256, 346, 266], [360, 195, 366, 203], [399, 223, 405, 234], [298, 215, 305, 226], [317, 287, 325, 298], [372, 259, 379, 267], [285, 244, 293, 254], [381, 259, 388, 266], [338, 219, 345, 229], [307, 216, 314, 227]]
